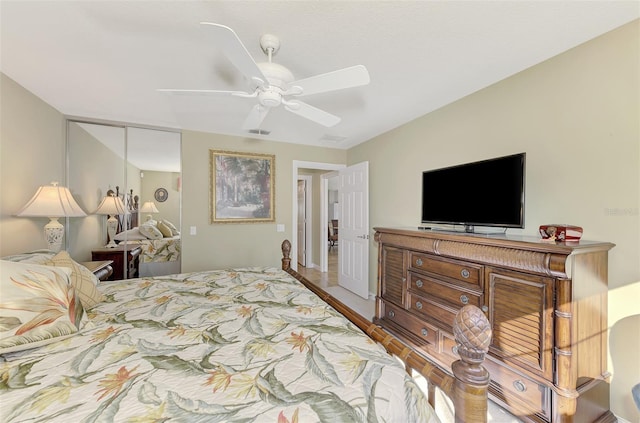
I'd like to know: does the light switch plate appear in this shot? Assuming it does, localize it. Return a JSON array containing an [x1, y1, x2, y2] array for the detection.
[[276, 224, 285, 232]]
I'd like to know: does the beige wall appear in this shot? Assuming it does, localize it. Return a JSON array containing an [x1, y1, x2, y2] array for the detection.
[[180, 131, 346, 271], [348, 20, 639, 420], [140, 170, 180, 226], [0, 74, 66, 256]]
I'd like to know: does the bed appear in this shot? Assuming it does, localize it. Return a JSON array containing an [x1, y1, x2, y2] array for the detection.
[[114, 216, 182, 277], [0, 241, 491, 422]]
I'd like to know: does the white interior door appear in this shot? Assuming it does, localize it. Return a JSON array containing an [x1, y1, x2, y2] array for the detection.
[[338, 161, 369, 299], [297, 180, 306, 266]]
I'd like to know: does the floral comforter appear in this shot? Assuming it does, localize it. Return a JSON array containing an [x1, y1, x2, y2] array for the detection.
[[1, 267, 437, 422], [132, 236, 181, 263]]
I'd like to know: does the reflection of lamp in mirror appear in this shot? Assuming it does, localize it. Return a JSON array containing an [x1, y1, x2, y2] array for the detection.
[[95, 194, 127, 248], [139, 201, 159, 222], [16, 182, 87, 252]]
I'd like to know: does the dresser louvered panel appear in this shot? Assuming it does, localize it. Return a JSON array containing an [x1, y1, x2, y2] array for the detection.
[[373, 227, 615, 423]]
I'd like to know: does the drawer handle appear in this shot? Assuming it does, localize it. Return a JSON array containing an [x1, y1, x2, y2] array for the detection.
[[421, 328, 428, 337], [513, 380, 527, 392], [388, 310, 395, 318], [460, 295, 469, 305], [482, 305, 488, 313], [415, 280, 423, 288], [452, 345, 459, 356], [461, 269, 470, 278], [416, 258, 423, 266], [416, 301, 423, 310]]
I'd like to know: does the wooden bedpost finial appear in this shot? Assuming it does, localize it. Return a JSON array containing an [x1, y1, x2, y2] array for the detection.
[[453, 305, 492, 365], [451, 305, 491, 422], [281, 240, 291, 270]]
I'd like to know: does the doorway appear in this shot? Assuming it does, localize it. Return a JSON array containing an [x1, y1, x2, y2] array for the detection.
[[291, 161, 370, 299], [291, 161, 344, 273]]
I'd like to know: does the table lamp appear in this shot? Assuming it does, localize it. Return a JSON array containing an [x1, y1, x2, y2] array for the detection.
[[139, 201, 159, 221], [16, 181, 87, 252], [95, 194, 127, 248]]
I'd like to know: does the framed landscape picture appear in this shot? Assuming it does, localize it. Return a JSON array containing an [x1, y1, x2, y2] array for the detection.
[[210, 150, 275, 223]]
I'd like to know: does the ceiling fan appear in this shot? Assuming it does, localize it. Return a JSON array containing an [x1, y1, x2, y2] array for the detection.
[[158, 23, 370, 130]]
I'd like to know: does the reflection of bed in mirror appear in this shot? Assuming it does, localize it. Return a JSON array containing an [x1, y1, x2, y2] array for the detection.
[[114, 189, 181, 278], [66, 119, 181, 274]]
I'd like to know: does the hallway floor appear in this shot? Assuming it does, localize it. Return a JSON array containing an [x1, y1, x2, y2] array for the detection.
[[295, 245, 522, 423]]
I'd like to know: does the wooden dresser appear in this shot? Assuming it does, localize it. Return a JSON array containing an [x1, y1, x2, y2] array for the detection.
[[373, 227, 615, 423]]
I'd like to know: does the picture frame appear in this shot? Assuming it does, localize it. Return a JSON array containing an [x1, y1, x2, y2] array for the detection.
[[210, 150, 275, 224]]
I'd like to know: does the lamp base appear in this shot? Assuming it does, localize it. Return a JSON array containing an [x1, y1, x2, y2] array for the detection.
[[44, 217, 64, 253], [106, 215, 119, 248]]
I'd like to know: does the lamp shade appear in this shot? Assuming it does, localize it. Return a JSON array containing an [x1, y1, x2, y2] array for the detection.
[[94, 195, 127, 216], [16, 182, 86, 252], [95, 194, 127, 248], [139, 201, 159, 214], [140, 201, 159, 222], [17, 182, 86, 218]]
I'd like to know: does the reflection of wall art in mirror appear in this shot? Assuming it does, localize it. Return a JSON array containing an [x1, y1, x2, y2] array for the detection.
[[154, 188, 168, 203], [210, 150, 275, 224]]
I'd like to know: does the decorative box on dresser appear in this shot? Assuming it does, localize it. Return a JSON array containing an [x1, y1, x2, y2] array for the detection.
[[373, 227, 615, 423], [91, 245, 141, 281]]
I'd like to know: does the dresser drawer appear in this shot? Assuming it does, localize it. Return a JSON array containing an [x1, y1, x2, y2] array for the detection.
[[382, 302, 438, 346], [484, 358, 551, 419], [410, 253, 482, 287], [407, 292, 457, 329], [408, 271, 483, 309]]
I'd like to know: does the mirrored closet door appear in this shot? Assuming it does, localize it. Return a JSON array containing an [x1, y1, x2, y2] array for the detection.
[[66, 120, 181, 279]]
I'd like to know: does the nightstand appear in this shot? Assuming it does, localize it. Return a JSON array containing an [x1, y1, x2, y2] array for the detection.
[[91, 245, 141, 280], [80, 260, 114, 282]]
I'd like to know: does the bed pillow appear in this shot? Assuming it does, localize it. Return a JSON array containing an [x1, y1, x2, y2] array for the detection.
[[139, 223, 163, 240], [44, 251, 106, 309], [1, 250, 56, 264], [162, 219, 180, 236], [114, 227, 148, 241], [0, 260, 85, 354], [157, 220, 173, 237]]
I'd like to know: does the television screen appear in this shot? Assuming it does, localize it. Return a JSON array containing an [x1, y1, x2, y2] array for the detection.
[[421, 153, 525, 230]]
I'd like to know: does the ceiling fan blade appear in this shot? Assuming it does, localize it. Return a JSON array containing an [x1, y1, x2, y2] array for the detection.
[[157, 89, 249, 96], [242, 105, 270, 131], [284, 101, 341, 127], [200, 22, 267, 85], [292, 65, 370, 97]]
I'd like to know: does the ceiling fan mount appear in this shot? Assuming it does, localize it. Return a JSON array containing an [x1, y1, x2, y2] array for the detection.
[[259, 33, 281, 57], [158, 23, 370, 131]]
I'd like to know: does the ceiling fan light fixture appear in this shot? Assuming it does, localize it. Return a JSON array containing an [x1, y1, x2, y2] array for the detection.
[[258, 89, 282, 107]]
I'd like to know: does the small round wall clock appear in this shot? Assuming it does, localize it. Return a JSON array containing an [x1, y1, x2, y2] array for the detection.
[[154, 188, 168, 202]]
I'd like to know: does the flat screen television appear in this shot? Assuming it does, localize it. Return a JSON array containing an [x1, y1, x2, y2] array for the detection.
[[421, 153, 525, 232]]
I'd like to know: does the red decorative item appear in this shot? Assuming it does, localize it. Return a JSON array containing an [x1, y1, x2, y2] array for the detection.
[[539, 225, 583, 241]]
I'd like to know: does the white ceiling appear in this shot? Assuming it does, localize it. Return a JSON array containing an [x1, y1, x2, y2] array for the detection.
[[2, 1, 638, 150]]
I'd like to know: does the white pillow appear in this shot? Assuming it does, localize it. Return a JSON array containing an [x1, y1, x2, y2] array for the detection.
[[0, 260, 85, 354], [139, 223, 163, 240], [1, 251, 56, 264], [114, 227, 148, 241]]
